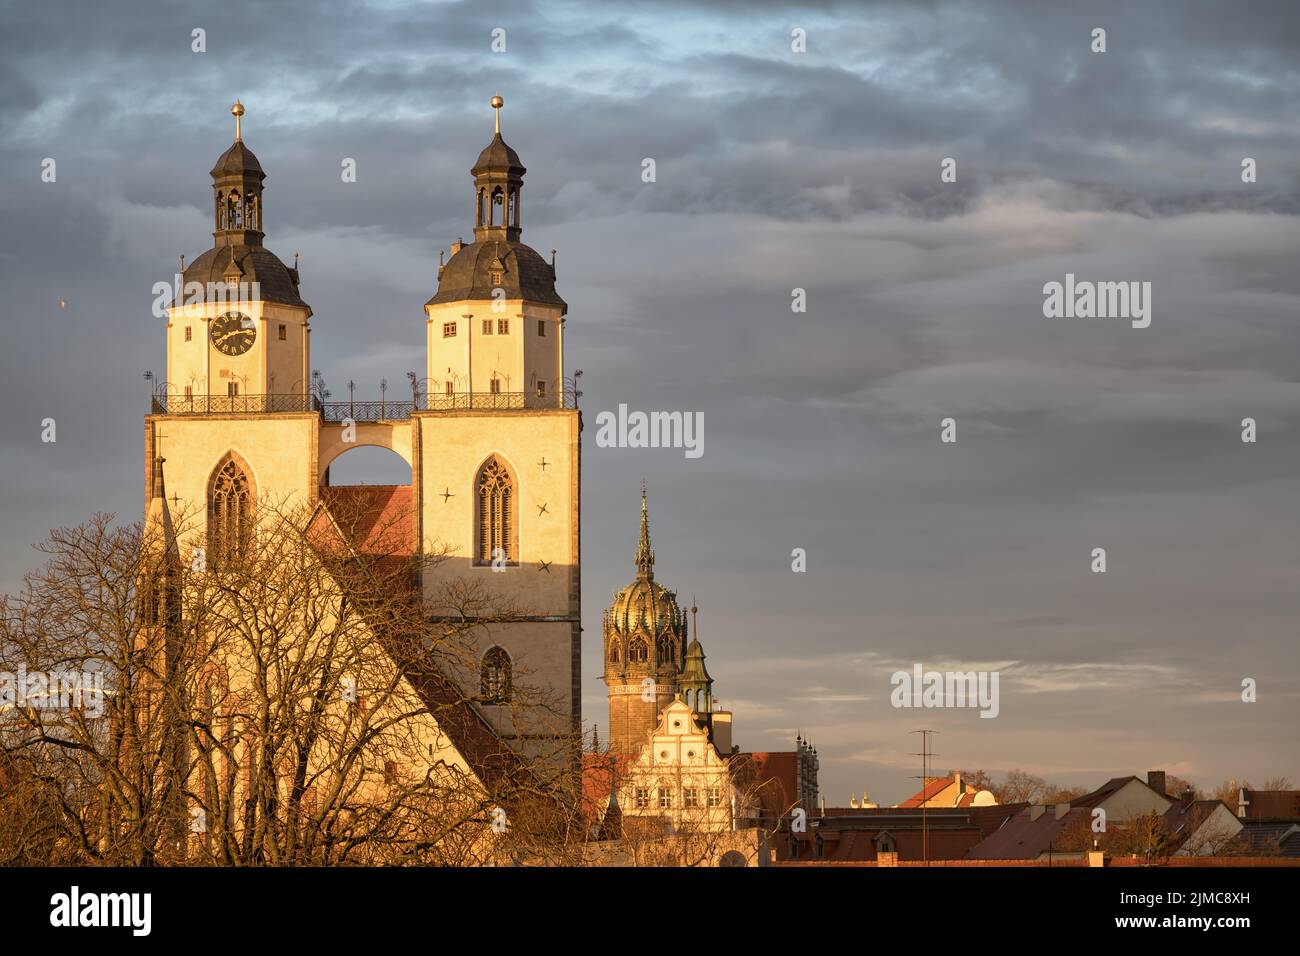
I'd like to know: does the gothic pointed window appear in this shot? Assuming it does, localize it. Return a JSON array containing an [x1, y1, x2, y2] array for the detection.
[[629, 637, 649, 664], [657, 633, 676, 666], [480, 646, 512, 703], [208, 455, 253, 567], [608, 641, 620, 664], [475, 456, 516, 565]]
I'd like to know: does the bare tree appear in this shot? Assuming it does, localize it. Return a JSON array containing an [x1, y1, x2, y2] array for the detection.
[[0, 496, 582, 866], [1165, 775, 1201, 801], [995, 769, 1048, 804]]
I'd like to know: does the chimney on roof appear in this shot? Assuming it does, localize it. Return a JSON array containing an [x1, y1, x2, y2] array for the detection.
[[1181, 786, 1195, 809], [1055, 803, 1070, 820], [1029, 805, 1046, 821], [1147, 770, 1167, 797]]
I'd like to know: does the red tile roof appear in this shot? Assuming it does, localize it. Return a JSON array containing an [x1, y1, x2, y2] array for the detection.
[[580, 753, 632, 838], [309, 484, 555, 817], [1240, 789, 1300, 820], [965, 805, 1091, 860], [897, 775, 960, 808], [732, 752, 801, 822], [319, 485, 415, 557]]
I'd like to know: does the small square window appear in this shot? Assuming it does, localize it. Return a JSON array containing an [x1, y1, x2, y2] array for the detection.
[[490, 270, 503, 286], [227, 382, 239, 397], [184, 326, 192, 342], [658, 788, 673, 809], [184, 386, 193, 401], [537, 319, 545, 337], [482, 319, 493, 335], [278, 324, 287, 341], [497, 318, 509, 335], [707, 787, 722, 808], [536, 380, 546, 398], [443, 322, 457, 338], [445, 381, 454, 396], [634, 787, 650, 809], [683, 788, 698, 808], [489, 378, 501, 395]]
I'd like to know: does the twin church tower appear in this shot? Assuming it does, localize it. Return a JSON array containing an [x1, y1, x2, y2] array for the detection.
[[147, 99, 712, 768]]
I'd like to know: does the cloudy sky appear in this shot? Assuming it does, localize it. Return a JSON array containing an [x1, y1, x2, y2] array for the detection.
[[2, 0, 1298, 805]]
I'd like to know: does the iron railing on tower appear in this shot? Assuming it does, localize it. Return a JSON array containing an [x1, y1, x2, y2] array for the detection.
[[151, 389, 576, 421]]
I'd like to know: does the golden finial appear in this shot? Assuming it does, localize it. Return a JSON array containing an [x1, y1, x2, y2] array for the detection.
[[231, 99, 245, 141], [491, 94, 503, 135]]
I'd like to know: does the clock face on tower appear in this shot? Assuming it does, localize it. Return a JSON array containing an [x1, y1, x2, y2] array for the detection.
[[210, 311, 257, 356]]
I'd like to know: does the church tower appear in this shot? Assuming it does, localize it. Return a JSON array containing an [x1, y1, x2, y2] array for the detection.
[[146, 102, 319, 561], [146, 99, 580, 774], [602, 485, 690, 755], [415, 96, 581, 768]]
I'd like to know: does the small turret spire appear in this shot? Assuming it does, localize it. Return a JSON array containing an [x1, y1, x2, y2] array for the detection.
[[635, 480, 655, 578], [491, 94, 503, 134], [232, 99, 244, 141]]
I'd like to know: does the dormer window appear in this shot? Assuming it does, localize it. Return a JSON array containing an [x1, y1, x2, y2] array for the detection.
[[490, 270, 503, 287]]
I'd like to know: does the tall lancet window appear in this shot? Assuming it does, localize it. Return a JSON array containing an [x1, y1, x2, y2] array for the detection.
[[208, 455, 253, 567], [480, 646, 512, 703], [475, 456, 516, 565], [657, 633, 677, 667]]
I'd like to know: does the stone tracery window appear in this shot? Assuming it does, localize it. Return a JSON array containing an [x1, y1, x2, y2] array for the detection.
[[480, 646, 512, 703], [656, 633, 676, 666], [208, 455, 253, 567], [629, 637, 649, 664], [475, 456, 516, 564]]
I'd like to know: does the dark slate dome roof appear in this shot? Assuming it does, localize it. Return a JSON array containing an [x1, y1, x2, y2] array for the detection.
[[472, 133, 525, 175], [425, 239, 566, 311], [210, 140, 265, 178], [170, 244, 307, 309]]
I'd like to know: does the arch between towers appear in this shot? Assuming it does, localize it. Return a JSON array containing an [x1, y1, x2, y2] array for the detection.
[[317, 421, 414, 480]]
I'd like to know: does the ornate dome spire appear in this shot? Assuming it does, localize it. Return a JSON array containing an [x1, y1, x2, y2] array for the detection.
[[635, 479, 655, 579]]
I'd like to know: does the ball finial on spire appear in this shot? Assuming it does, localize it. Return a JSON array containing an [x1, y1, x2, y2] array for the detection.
[[491, 94, 503, 134], [231, 99, 245, 141]]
